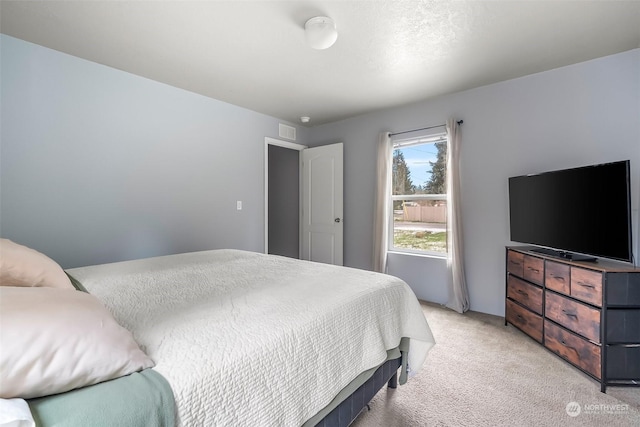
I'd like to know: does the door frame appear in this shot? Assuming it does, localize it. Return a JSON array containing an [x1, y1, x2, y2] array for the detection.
[[264, 137, 307, 255]]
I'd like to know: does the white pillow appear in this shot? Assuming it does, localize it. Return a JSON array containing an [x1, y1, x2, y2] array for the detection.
[[0, 287, 154, 399], [0, 239, 73, 289]]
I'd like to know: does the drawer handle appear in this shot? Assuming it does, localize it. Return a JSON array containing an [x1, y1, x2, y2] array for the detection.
[[527, 267, 540, 273], [576, 281, 595, 289], [560, 340, 579, 356], [516, 289, 529, 298], [562, 309, 578, 319], [552, 275, 565, 282]]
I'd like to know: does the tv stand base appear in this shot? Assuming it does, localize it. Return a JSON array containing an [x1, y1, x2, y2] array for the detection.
[[530, 247, 597, 262]]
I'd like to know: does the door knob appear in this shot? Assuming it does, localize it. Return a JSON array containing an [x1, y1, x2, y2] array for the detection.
[[334, 218, 342, 223]]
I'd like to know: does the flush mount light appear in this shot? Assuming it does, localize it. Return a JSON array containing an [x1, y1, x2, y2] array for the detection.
[[300, 116, 310, 123], [305, 16, 338, 50]]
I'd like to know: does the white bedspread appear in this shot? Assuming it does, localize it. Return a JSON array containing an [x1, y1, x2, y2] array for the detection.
[[68, 250, 435, 426]]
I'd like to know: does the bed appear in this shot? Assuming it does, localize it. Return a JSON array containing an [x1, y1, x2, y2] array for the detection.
[[1, 244, 435, 426]]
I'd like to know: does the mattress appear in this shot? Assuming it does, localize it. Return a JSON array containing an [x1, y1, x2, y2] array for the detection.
[[68, 249, 435, 426]]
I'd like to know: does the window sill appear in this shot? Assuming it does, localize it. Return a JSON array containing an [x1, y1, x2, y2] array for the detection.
[[387, 250, 447, 260]]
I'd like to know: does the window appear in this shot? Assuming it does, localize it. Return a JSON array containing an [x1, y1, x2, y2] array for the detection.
[[390, 133, 447, 255]]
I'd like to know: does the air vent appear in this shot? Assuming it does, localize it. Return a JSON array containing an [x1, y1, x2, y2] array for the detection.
[[278, 123, 296, 141]]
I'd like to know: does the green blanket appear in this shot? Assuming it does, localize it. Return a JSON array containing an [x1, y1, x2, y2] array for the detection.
[[28, 369, 175, 427]]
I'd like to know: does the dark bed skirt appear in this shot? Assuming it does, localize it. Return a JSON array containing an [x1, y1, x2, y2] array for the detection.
[[314, 357, 402, 427]]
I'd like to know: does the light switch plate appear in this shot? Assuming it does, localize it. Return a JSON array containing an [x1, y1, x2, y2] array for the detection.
[[236, 201, 242, 210]]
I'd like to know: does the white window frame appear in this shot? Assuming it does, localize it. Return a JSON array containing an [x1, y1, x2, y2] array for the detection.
[[389, 133, 448, 257]]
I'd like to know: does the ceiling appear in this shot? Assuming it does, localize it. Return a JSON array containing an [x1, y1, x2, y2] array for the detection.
[[2, 1, 639, 126]]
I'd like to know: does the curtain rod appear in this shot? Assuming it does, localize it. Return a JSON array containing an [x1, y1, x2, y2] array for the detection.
[[389, 120, 463, 137]]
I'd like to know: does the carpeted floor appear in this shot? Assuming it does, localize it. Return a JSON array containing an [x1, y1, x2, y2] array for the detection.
[[351, 301, 640, 427]]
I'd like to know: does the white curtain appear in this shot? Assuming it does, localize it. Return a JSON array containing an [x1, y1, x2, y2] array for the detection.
[[445, 119, 470, 313], [373, 132, 392, 273]]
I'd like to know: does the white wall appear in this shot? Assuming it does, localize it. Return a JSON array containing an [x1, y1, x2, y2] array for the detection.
[[308, 49, 640, 316], [0, 35, 308, 268]]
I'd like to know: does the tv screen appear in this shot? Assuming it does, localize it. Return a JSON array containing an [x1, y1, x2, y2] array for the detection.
[[508, 160, 632, 263]]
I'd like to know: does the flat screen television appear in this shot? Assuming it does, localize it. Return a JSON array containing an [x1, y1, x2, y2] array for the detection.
[[508, 160, 633, 263]]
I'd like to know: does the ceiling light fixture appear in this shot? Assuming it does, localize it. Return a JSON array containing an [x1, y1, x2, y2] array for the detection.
[[304, 16, 338, 50], [300, 116, 310, 123]]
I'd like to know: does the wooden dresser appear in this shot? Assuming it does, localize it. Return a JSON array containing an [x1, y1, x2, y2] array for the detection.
[[505, 246, 640, 392]]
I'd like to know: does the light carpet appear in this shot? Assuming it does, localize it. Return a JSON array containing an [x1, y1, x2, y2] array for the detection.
[[352, 301, 640, 427]]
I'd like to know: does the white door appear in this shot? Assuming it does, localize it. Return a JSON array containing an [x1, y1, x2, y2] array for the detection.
[[301, 143, 343, 265]]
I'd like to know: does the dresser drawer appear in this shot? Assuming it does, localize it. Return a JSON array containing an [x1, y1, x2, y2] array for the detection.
[[607, 310, 640, 343], [545, 292, 601, 343], [507, 275, 543, 315], [507, 250, 524, 277], [523, 255, 544, 285], [544, 320, 601, 379], [607, 272, 640, 306], [571, 267, 602, 307], [545, 261, 570, 295], [506, 299, 543, 342], [607, 346, 640, 379]]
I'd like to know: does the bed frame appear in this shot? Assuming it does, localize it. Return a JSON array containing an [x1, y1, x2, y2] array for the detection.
[[315, 357, 402, 427]]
